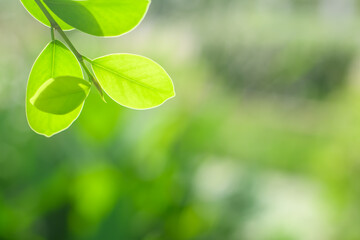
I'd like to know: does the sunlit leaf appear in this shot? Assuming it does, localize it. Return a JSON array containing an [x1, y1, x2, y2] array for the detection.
[[43, 0, 151, 37], [30, 76, 91, 115], [26, 40, 84, 137], [20, 0, 73, 30], [91, 54, 175, 109]]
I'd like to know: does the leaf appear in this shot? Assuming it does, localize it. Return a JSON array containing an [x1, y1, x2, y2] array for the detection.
[[43, 0, 151, 37], [91, 54, 175, 109], [26, 40, 84, 137], [30, 76, 91, 115], [20, 0, 73, 30]]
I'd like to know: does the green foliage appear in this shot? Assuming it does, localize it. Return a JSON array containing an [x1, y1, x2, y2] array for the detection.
[[26, 40, 85, 137], [92, 54, 175, 109], [30, 76, 91, 115], [43, 0, 151, 37], [22, 0, 174, 137], [20, 0, 73, 30], [4, 0, 360, 238]]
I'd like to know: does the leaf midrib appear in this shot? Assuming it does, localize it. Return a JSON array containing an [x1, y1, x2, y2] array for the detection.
[[92, 61, 164, 93], [51, 42, 56, 77]]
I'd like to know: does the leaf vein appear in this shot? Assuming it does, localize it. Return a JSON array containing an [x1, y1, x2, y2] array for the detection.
[[51, 42, 56, 77], [92, 62, 163, 93]]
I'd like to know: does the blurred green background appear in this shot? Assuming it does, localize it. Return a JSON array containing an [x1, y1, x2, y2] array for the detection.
[[1, 0, 360, 239]]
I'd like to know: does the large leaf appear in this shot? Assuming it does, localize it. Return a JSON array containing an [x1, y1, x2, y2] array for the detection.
[[30, 76, 91, 115], [20, 0, 73, 30], [26, 40, 84, 137], [43, 0, 151, 37], [91, 54, 175, 109]]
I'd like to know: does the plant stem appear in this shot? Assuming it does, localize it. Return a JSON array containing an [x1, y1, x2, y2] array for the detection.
[[33, 0, 104, 99], [50, 27, 55, 40], [83, 56, 93, 63]]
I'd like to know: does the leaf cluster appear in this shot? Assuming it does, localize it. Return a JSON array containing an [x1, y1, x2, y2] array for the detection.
[[21, 0, 175, 137]]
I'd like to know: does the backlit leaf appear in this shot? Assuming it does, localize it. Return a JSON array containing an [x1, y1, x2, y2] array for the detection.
[[20, 0, 73, 30], [30, 76, 91, 115], [91, 54, 175, 109], [43, 0, 151, 37], [26, 40, 84, 137]]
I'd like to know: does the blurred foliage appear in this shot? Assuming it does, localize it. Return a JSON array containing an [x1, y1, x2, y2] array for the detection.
[[1, 0, 360, 239]]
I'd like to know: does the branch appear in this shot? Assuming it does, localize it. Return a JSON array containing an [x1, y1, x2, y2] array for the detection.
[[33, 0, 104, 100]]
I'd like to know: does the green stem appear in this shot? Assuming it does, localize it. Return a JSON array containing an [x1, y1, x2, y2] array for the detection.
[[83, 56, 93, 63], [33, 0, 104, 100], [50, 27, 55, 40]]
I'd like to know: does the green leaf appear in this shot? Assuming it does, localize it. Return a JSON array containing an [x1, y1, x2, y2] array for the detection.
[[30, 76, 91, 115], [91, 54, 175, 109], [26, 40, 84, 137], [20, 0, 73, 30], [43, 0, 151, 37]]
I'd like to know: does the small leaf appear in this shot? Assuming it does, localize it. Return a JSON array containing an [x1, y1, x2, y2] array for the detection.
[[20, 0, 73, 30], [43, 0, 151, 37], [91, 54, 175, 109], [26, 40, 84, 137], [30, 76, 91, 115]]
